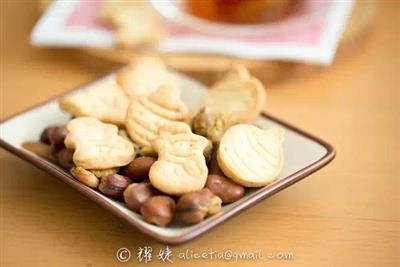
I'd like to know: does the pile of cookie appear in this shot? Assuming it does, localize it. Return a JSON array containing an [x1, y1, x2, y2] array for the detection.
[[23, 57, 284, 227]]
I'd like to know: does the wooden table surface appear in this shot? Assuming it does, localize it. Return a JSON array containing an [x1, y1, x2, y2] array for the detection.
[[1, 1, 399, 266]]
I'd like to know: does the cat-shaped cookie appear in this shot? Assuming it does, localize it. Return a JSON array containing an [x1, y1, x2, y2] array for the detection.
[[65, 117, 136, 169], [125, 85, 190, 148], [203, 64, 266, 125], [217, 124, 284, 187], [149, 122, 210, 195]]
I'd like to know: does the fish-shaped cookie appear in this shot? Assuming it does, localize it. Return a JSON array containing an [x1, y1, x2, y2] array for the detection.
[[125, 85, 190, 148]]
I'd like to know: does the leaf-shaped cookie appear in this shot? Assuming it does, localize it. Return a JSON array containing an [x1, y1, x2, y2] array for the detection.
[[217, 124, 284, 187], [65, 117, 135, 169], [125, 85, 190, 148], [149, 122, 209, 195], [116, 56, 178, 100], [204, 64, 266, 125], [59, 77, 129, 126]]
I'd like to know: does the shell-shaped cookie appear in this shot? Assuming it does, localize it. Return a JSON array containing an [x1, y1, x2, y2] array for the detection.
[[116, 56, 178, 99], [65, 117, 135, 169], [125, 85, 190, 148], [204, 64, 266, 124], [149, 122, 210, 195], [217, 124, 284, 187], [59, 77, 129, 126]]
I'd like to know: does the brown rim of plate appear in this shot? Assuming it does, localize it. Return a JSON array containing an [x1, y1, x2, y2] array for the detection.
[[0, 69, 336, 245]]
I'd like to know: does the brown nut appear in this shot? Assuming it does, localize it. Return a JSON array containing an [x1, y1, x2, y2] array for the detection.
[[40, 126, 58, 144], [140, 196, 175, 227], [208, 151, 223, 175], [22, 141, 56, 161], [70, 167, 99, 188], [40, 125, 68, 150], [99, 174, 132, 198], [56, 148, 74, 170], [124, 183, 158, 212], [175, 188, 222, 225], [121, 157, 156, 181], [206, 174, 245, 203], [49, 126, 68, 151]]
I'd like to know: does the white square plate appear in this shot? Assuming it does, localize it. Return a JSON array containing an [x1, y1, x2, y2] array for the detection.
[[0, 70, 335, 244]]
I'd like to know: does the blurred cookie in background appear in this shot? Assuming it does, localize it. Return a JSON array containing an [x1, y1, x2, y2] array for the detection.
[[97, 0, 165, 48]]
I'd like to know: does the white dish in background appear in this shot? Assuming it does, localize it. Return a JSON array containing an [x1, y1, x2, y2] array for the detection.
[[31, 0, 354, 64]]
